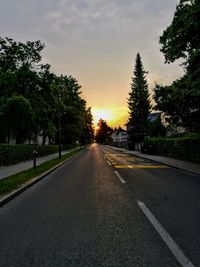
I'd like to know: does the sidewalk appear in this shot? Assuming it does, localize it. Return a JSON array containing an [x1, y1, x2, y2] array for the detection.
[[0, 149, 77, 180], [106, 145, 200, 175]]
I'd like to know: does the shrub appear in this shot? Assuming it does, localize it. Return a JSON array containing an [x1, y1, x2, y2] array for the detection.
[[151, 136, 200, 163], [0, 144, 63, 166]]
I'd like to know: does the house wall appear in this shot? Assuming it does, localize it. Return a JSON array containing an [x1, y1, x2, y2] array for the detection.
[[8, 136, 49, 145], [110, 131, 128, 148]]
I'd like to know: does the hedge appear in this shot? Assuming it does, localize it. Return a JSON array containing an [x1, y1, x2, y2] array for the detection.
[[0, 144, 76, 166], [150, 136, 200, 163]]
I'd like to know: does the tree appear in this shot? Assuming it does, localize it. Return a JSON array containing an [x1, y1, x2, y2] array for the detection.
[[155, 0, 200, 133], [0, 95, 33, 144], [0, 37, 45, 98], [52, 75, 92, 145], [0, 37, 93, 145], [147, 114, 166, 137], [95, 119, 112, 144], [33, 64, 57, 144], [160, 0, 200, 65], [80, 107, 94, 144], [0, 37, 58, 143], [127, 53, 151, 139]]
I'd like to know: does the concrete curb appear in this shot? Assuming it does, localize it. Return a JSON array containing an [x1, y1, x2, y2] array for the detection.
[[0, 149, 84, 208]]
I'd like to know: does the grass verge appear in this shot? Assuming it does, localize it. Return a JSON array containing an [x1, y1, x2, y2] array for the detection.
[[0, 148, 83, 198]]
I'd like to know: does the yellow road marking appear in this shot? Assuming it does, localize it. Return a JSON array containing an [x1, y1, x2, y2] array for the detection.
[[108, 159, 116, 164], [114, 165, 169, 169], [103, 154, 117, 165]]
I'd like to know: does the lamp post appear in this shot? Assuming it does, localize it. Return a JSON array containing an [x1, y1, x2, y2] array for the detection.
[[32, 138, 38, 169], [58, 85, 62, 159]]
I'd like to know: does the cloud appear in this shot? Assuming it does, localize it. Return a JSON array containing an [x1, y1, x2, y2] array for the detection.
[[0, 0, 183, 127]]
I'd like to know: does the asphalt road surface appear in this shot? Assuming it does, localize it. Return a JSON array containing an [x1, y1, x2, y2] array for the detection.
[[0, 144, 200, 266]]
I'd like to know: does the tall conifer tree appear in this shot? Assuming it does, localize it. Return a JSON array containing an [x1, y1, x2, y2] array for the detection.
[[128, 53, 150, 138]]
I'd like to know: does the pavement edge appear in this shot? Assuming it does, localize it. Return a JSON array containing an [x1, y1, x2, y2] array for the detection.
[[0, 148, 85, 207]]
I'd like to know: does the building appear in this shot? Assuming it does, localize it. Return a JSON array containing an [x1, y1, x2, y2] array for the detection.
[[7, 135, 49, 145], [148, 111, 162, 122], [110, 129, 128, 148]]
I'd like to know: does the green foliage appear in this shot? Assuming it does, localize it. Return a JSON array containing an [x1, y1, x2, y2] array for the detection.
[[0, 37, 44, 98], [148, 117, 166, 137], [0, 37, 94, 145], [151, 136, 200, 163], [53, 75, 93, 145], [0, 144, 61, 166], [95, 119, 112, 144], [0, 95, 33, 144], [80, 107, 94, 144], [160, 0, 200, 64], [154, 71, 200, 132], [0, 37, 44, 72], [32, 64, 57, 144], [156, 0, 200, 133], [128, 53, 151, 138]]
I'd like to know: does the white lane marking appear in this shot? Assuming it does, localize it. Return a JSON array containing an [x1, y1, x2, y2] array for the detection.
[[114, 171, 126, 184], [137, 200, 195, 267], [107, 160, 111, 166]]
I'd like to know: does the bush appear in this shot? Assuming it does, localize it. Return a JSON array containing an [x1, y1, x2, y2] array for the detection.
[[151, 136, 200, 163], [0, 144, 64, 166]]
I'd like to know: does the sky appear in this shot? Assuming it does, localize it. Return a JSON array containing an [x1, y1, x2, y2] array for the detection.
[[0, 0, 183, 128]]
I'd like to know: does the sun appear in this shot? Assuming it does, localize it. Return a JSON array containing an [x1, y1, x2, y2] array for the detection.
[[92, 108, 114, 126], [93, 109, 112, 122], [91, 106, 128, 130]]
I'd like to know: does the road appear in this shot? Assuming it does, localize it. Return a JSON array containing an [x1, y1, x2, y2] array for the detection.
[[0, 144, 200, 266]]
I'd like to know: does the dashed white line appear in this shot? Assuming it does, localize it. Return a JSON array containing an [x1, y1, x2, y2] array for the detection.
[[106, 160, 111, 166], [114, 171, 126, 184], [137, 200, 195, 267]]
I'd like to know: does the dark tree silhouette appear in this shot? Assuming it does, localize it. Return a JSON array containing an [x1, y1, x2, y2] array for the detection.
[[0, 37, 94, 144], [95, 119, 112, 144], [154, 0, 200, 132], [127, 53, 150, 141]]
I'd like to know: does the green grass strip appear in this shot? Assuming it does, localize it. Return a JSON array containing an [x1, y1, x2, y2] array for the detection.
[[0, 148, 83, 198]]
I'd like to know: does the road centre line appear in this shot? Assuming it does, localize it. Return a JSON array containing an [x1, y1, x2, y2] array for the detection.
[[114, 171, 126, 184], [137, 200, 195, 267]]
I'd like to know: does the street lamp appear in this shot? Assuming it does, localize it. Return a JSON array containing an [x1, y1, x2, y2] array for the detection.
[[58, 85, 62, 159]]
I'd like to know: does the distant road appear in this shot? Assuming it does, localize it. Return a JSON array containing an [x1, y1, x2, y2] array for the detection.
[[0, 144, 199, 266]]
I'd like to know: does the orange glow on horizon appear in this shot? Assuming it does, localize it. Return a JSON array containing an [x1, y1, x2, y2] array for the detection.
[[92, 107, 128, 130]]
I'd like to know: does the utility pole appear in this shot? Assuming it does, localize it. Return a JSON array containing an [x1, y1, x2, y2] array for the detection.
[[58, 85, 62, 159]]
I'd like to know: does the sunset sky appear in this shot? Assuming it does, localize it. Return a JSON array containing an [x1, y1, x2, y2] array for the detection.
[[0, 0, 183, 128]]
